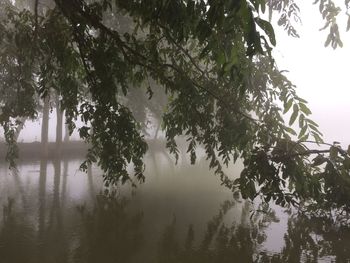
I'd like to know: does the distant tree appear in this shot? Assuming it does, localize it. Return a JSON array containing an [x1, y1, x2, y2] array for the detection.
[[0, 0, 350, 213]]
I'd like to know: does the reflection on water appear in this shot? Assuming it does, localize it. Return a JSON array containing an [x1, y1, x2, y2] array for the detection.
[[156, 200, 272, 263], [74, 194, 144, 263], [0, 152, 349, 263]]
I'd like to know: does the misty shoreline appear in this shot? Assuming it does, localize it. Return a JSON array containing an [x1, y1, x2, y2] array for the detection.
[[0, 141, 88, 161], [0, 138, 169, 162]]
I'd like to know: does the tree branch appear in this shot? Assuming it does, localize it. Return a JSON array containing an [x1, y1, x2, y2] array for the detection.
[[54, 0, 261, 126], [156, 22, 207, 77]]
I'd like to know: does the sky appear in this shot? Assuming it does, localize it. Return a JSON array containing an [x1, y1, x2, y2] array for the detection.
[[272, 0, 350, 146], [9, 1, 350, 147]]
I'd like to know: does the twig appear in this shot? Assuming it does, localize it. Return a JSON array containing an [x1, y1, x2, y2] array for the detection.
[[272, 149, 331, 161]]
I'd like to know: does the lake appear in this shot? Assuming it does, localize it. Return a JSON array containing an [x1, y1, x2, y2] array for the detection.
[[0, 149, 349, 263]]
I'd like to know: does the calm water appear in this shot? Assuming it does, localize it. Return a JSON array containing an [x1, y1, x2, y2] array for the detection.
[[0, 150, 349, 263]]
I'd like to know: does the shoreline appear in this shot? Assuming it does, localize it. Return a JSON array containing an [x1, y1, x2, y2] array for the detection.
[[0, 138, 169, 162], [0, 141, 88, 161]]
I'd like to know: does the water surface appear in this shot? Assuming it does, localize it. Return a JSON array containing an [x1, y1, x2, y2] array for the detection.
[[0, 151, 349, 263]]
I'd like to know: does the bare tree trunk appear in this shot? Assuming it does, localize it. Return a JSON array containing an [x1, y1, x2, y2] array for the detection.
[[55, 97, 63, 158], [41, 96, 50, 158], [14, 117, 26, 142], [64, 122, 69, 142]]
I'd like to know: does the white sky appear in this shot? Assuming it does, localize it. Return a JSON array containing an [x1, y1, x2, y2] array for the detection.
[[8, 1, 350, 147], [272, 0, 350, 145]]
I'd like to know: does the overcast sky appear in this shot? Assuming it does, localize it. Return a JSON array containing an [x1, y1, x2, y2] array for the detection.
[[273, 0, 350, 145]]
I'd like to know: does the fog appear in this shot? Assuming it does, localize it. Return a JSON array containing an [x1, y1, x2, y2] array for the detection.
[[273, 0, 350, 146]]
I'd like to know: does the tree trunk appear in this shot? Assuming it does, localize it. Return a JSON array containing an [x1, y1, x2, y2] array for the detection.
[[64, 122, 70, 142], [154, 121, 160, 139], [41, 96, 50, 158], [14, 117, 26, 142], [55, 97, 63, 158]]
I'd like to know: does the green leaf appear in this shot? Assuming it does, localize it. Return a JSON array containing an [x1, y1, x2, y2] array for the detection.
[[283, 98, 293, 114], [305, 118, 319, 128], [217, 51, 225, 65], [296, 96, 308, 103], [298, 125, 307, 139], [285, 126, 297, 136], [313, 155, 327, 166], [325, 34, 332, 47], [299, 103, 312, 115], [223, 62, 234, 72], [299, 113, 305, 128], [255, 17, 276, 46], [289, 104, 299, 126], [338, 38, 343, 48], [311, 131, 323, 143], [298, 133, 309, 141], [309, 125, 319, 132], [261, 0, 266, 13]]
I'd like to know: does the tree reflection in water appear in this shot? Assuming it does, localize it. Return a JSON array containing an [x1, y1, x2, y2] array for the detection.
[[0, 198, 37, 263], [260, 214, 350, 262], [73, 192, 144, 263], [0, 159, 350, 263], [157, 200, 277, 263]]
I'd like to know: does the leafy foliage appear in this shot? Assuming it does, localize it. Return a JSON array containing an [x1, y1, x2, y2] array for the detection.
[[0, 0, 350, 213]]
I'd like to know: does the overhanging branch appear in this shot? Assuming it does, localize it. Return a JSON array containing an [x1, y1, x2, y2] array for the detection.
[[54, 0, 261, 126]]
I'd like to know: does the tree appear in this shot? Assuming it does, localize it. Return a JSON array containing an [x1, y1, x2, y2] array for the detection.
[[0, 0, 350, 213]]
